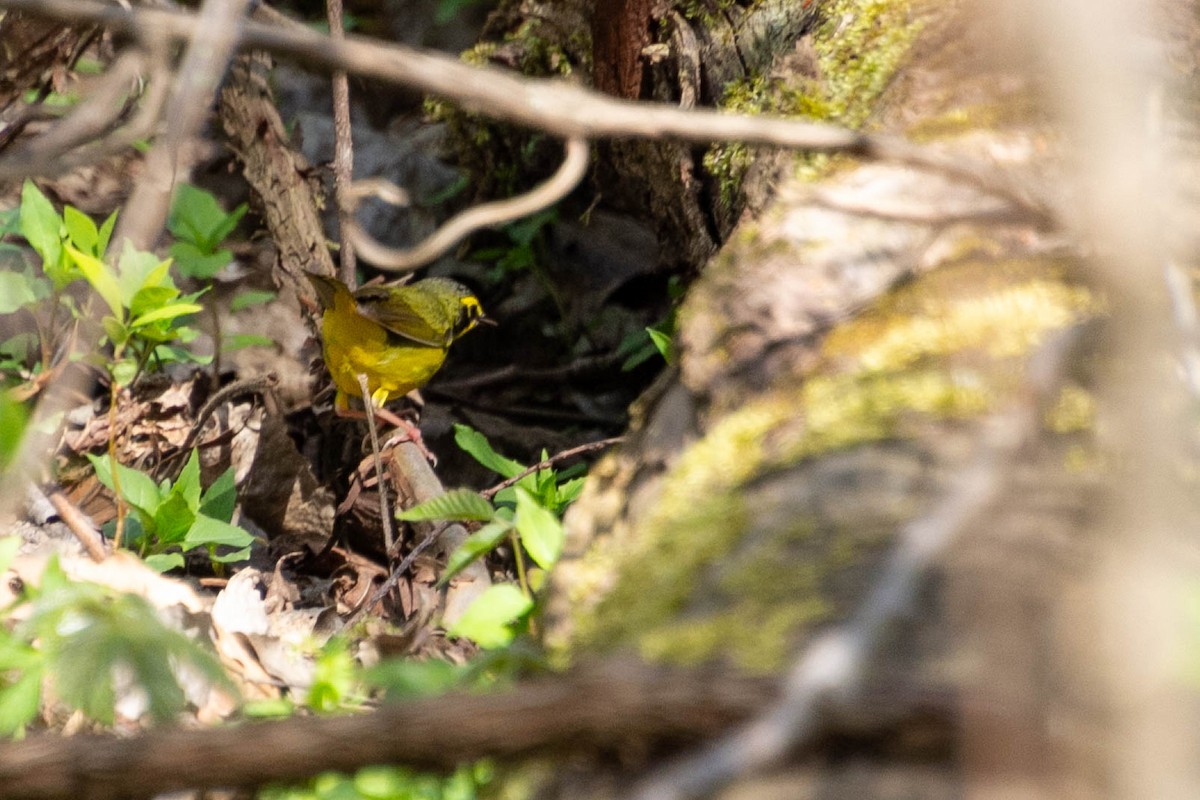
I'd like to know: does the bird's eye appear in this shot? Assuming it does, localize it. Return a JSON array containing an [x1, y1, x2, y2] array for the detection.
[[455, 296, 484, 336]]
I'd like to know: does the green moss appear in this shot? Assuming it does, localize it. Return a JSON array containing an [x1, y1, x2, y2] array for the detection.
[[813, 0, 928, 127], [705, 73, 834, 203], [706, 0, 927, 202], [431, 18, 585, 198], [569, 258, 1099, 670], [681, 0, 740, 27], [907, 97, 1040, 142], [822, 274, 1099, 372], [1045, 385, 1096, 435]]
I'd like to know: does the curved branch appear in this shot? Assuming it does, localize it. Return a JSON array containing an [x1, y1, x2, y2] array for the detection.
[[345, 136, 590, 272], [0, 0, 1052, 225]]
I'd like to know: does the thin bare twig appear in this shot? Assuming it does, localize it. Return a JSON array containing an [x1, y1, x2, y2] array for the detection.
[[45, 490, 107, 563], [0, 0, 1053, 227], [0, 44, 172, 180], [341, 521, 448, 629], [18, 50, 143, 159], [480, 437, 624, 500], [326, 0, 356, 283], [344, 136, 590, 271], [358, 373, 395, 553], [111, 0, 254, 252]]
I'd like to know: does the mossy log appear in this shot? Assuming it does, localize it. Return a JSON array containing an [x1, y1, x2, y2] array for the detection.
[[541, 1, 1119, 796]]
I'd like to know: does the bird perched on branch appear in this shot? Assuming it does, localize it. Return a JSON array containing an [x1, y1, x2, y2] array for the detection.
[[306, 272, 484, 433]]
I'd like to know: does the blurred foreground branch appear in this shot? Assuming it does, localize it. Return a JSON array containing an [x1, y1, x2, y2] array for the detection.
[[0, 0, 1052, 226], [0, 661, 778, 800]]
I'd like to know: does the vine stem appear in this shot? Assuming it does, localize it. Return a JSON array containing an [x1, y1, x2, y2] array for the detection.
[[358, 373, 394, 553], [510, 529, 529, 598], [107, 376, 126, 548]]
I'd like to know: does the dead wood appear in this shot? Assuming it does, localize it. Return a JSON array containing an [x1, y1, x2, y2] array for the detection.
[[217, 50, 332, 314], [0, 661, 779, 800]]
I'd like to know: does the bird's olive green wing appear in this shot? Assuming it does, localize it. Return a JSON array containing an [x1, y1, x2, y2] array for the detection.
[[354, 284, 452, 348]]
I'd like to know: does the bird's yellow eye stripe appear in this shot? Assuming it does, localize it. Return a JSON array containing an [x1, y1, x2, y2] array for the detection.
[[460, 296, 483, 318], [453, 295, 484, 340]]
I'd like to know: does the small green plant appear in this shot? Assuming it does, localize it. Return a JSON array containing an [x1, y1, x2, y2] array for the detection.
[[395, 425, 584, 649], [617, 275, 684, 370], [86, 449, 255, 572], [167, 183, 248, 280], [4, 181, 211, 389], [617, 316, 676, 371], [0, 538, 233, 736], [434, 0, 494, 24], [0, 390, 29, 473], [469, 208, 556, 280], [260, 762, 493, 800], [73, 240, 208, 384], [223, 289, 280, 354], [305, 637, 367, 714]]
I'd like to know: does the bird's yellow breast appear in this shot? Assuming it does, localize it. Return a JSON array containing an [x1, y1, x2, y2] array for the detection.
[[321, 292, 448, 406]]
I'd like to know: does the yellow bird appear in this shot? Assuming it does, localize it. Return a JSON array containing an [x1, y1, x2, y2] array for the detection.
[[306, 273, 484, 422]]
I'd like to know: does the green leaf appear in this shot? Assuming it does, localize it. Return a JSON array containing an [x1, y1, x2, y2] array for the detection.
[[117, 244, 172, 307], [395, 488, 495, 522], [169, 242, 231, 280], [109, 357, 138, 386], [514, 488, 563, 570], [152, 344, 212, 366], [555, 476, 586, 507], [229, 289, 277, 312], [43, 591, 231, 724], [0, 535, 21, 574], [167, 184, 241, 252], [97, 209, 118, 255], [183, 514, 255, 551], [452, 424, 525, 478], [0, 207, 20, 238], [435, 0, 488, 25], [647, 327, 673, 364], [440, 519, 513, 585], [62, 206, 99, 255], [167, 184, 216, 246], [143, 552, 185, 573], [363, 659, 463, 700], [221, 333, 276, 352], [67, 246, 122, 318], [0, 391, 29, 470], [621, 339, 660, 372], [50, 630, 119, 724], [129, 301, 202, 329], [208, 202, 247, 245], [241, 697, 296, 718], [0, 668, 42, 736], [152, 491, 194, 544], [86, 453, 161, 519], [504, 208, 556, 247], [209, 546, 252, 564], [199, 467, 237, 523], [446, 584, 532, 649], [0, 270, 41, 313], [128, 285, 179, 319], [173, 450, 203, 510], [100, 316, 127, 348], [18, 181, 62, 273]]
